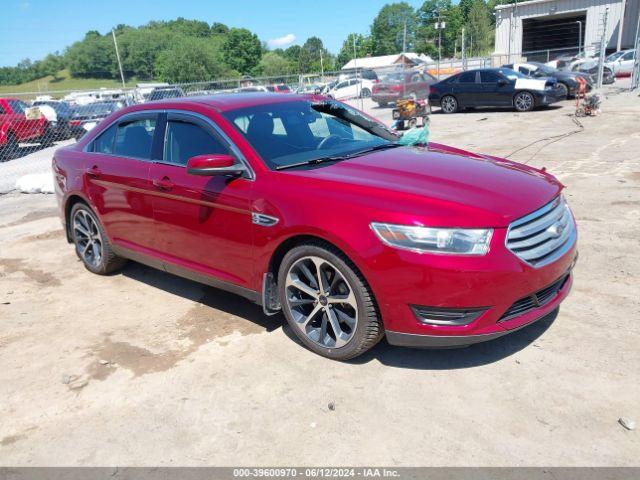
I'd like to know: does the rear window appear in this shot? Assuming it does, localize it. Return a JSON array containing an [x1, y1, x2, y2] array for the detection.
[[458, 71, 476, 83], [113, 118, 156, 160], [276, 84, 290, 92]]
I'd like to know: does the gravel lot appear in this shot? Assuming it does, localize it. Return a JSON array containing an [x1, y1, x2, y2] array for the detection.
[[0, 82, 638, 466]]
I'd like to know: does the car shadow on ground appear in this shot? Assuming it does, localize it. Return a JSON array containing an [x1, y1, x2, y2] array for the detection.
[[0, 143, 51, 162], [430, 105, 565, 115], [349, 309, 558, 370], [120, 262, 281, 333], [120, 261, 556, 369]]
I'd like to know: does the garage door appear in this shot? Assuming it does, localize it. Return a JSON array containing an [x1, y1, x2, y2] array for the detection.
[[522, 12, 586, 61]]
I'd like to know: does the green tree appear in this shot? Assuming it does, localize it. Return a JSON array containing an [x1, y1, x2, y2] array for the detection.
[[370, 2, 417, 55], [253, 52, 294, 76], [336, 33, 374, 68], [416, 0, 464, 58], [465, 0, 494, 56], [155, 36, 228, 83], [65, 33, 117, 78], [299, 36, 330, 73], [210, 22, 229, 35], [222, 28, 262, 74]]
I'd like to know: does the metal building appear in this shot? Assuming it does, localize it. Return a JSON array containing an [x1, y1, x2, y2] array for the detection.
[[494, 0, 639, 60]]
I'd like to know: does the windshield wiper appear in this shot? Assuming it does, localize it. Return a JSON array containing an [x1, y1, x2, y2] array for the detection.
[[275, 144, 403, 171]]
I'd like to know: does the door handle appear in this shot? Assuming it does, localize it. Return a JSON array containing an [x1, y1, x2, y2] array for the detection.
[[86, 165, 101, 178], [153, 176, 174, 191]]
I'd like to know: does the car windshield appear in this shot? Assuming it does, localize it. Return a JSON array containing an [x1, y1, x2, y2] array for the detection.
[[606, 51, 625, 62], [223, 100, 398, 170], [73, 103, 117, 116], [530, 63, 555, 75], [496, 68, 526, 80], [382, 72, 405, 83]]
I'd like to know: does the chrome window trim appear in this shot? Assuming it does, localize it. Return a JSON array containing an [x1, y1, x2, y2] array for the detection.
[[82, 108, 255, 181], [505, 195, 577, 269]]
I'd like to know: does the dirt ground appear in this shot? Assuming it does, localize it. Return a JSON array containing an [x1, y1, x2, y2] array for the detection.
[[1, 83, 639, 466]]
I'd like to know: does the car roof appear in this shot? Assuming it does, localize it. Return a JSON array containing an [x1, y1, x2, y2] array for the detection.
[[137, 92, 317, 113]]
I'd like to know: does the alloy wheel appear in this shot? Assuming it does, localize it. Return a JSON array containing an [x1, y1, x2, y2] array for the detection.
[[515, 92, 533, 111], [73, 209, 103, 268], [441, 96, 457, 113], [284, 256, 358, 349]]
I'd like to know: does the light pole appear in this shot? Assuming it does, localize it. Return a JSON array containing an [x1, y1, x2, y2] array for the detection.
[[575, 20, 582, 56]]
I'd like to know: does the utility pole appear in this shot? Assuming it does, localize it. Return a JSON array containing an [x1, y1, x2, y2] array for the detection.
[[434, 11, 445, 80], [461, 27, 466, 70], [597, 7, 609, 88], [112, 29, 126, 89], [353, 36, 362, 109], [402, 20, 407, 52], [320, 49, 324, 80]]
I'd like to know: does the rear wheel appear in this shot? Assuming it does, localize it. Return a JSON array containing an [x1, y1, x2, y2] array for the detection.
[[360, 88, 371, 99], [1, 133, 18, 160], [441, 95, 458, 113], [70, 203, 126, 275], [278, 242, 383, 360], [514, 91, 535, 112], [377, 101, 388, 108]]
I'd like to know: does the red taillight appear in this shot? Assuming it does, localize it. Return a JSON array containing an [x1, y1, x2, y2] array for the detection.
[[429, 86, 436, 94], [70, 120, 81, 127], [391, 84, 402, 92]]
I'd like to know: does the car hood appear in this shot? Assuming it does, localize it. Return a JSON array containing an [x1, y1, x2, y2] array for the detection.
[[284, 145, 563, 228]]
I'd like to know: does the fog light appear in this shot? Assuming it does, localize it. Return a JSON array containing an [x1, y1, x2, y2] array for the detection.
[[410, 305, 486, 326]]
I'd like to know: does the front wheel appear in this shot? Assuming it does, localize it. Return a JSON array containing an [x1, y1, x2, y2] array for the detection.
[[360, 88, 371, 99], [514, 91, 535, 112], [70, 203, 126, 275], [440, 95, 458, 113], [557, 82, 569, 98], [278, 242, 383, 360]]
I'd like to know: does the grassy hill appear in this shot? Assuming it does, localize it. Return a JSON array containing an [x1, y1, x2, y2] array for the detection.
[[0, 70, 138, 98]]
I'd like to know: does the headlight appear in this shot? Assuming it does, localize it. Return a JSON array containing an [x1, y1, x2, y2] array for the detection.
[[370, 223, 492, 255]]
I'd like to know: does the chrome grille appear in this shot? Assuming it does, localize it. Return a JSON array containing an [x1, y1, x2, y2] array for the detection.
[[506, 196, 576, 268]]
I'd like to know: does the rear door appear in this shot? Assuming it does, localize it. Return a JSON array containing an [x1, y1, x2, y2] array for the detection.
[[453, 71, 481, 106], [84, 112, 159, 253], [149, 111, 255, 289]]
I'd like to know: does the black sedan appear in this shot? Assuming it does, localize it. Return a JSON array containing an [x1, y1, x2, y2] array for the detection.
[[428, 68, 566, 114], [504, 61, 593, 98]]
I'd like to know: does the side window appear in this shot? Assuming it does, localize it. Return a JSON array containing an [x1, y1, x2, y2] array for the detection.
[[336, 81, 347, 89], [114, 117, 156, 160], [518, 66, 532, 76], [93, 124, 117, 154], [480, 71, 501, 83], [459, 71, 477, 83], [7, 100, 26, 114], [622, 51, 634, 61], [164, 120, 229, 166], [0, 104, 5, 114]]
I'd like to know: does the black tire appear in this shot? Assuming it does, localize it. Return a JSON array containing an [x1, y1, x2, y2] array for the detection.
[[360, 88, 371, 99], [557, 82, 569, 99], [70, 202, 126, 275], [514, 91, 535, 112], [377, 101, 388, 108], [440, 95, 458, 113], [278, 241, 383, 360], [2, 132, 18, 160]]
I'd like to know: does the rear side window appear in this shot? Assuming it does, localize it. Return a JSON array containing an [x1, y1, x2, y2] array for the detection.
[[93, 124, 117, 154], [163, 120, 228, 166], [7, 100, 27, 114], [114, 118, 156, 160], [459, 72, 477, 83]]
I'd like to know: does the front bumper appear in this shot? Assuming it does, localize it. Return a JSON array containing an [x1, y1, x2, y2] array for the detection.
[[386, 271, 573, 347], [364, 225, 578, 346]]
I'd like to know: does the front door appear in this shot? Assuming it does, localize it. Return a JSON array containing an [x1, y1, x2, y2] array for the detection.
[[149, 112, 255, 289], [479, 70, 513, 106], [453, 71, 482, 106], [83, 113, 159, 253]]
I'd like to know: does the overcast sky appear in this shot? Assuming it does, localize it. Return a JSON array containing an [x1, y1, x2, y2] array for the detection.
[[1, 0, 423, 67]]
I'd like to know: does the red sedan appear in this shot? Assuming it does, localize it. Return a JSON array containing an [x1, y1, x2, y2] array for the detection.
[[53, 93, 577, 360]]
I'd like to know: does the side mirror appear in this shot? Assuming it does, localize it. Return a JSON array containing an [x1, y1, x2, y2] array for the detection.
[[186, 154, 245, 177], [497, 78, 508, 86]]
